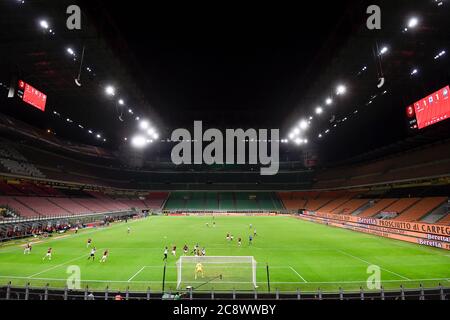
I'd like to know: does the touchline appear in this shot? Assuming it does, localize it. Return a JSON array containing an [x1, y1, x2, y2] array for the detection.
[[170, 121, 280, 176]]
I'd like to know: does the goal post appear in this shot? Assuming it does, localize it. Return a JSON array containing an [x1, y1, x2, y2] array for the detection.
[[176, 256, 257, 291]]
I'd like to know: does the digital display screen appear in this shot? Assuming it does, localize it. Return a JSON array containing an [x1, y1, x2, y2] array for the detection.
[[407, 85, 450, 129], [17, 80, 47, 112]]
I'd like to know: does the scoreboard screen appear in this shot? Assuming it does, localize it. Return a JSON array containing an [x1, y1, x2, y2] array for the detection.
[[17, 80, 47, 112], [407, 85, 450, 130]]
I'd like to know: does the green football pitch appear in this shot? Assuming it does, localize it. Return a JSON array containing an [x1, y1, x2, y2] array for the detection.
[[0, 216, 449, 293]]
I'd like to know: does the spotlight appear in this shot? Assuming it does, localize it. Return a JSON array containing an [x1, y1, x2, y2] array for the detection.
[[434, 50, 446, 60], [118, 99, 124, 105], [153, 133, 159, 140], [147, 128, 155, 136], [325, 98, 333, 105], [380, 46, 389, 55], [299, 119, 308, 130], [336, 85, 347, 95], [131, 135, 147, 148], [318, 134, 323, 138], [66, 48, 75, 55], [139, 120, 149, 130], [105, 86, 115, 96], [294, 138, 303, 145], [96, 134, 101, 139], [407, 17, 419, 29], [315, 107, 323, 115], [293, 128, 300, 135], [411, 68, 418, 76], [39, 20, 49, 30]]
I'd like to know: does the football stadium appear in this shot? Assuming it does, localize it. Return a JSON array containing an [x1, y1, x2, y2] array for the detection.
[[0, 0, 449, 304]]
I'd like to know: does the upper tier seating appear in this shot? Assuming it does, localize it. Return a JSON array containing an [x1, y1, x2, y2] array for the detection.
[[0, 143, 45, 178], [314, 140, 450, 189]]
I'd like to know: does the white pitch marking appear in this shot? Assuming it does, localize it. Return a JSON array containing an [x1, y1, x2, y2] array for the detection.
[[289, 266, 308, 283], [28, 255, 86, 278], [128, 266, 146, 282]]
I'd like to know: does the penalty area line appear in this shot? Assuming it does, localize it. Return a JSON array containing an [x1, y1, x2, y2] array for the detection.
[[128, 266, 146, 282], [289, 266, 308, 283], [27, 255, 86, 279]]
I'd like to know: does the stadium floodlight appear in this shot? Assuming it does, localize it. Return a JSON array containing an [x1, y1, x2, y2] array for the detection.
[[379, 46, 389, 55], [147, 128, 155, 136], [325, 98, 333, 105], [318, 134, 323, 138], [96, 134, 101, 139], [294, 138, 303, 145], [288, 132, 295, 140], [411, 68, 418, 76], [336, 85, 347, 95], [118, 99, 125, 105], [315, 106, 323, 115], [66, 47, 75, 55], [131, 135, 147, 148], [176, 256, 257, 290], [434, 50, 446, 60], [105, 85, 115, 96], [293, 127, 300, 135], [39, 20, 49, 29], [299, 119, 309, 130], [407, 17, 419, 29], [128, 109, 133, 114], [152, 133, 159, 140], [139, 120, 149, 130]]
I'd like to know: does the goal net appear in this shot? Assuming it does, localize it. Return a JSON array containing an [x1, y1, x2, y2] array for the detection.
[[176, 256, 257, 291]]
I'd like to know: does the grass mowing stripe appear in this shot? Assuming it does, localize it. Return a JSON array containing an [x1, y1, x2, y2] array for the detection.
[[336, 249, 411, 280], [0, 216, 447, 292]]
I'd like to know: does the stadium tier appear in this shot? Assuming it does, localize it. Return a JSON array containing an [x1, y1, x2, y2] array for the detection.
[[164, 192, 283, 211], [0, 181, 168, 218]]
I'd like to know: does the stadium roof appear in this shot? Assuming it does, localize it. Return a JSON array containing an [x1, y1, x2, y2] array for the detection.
[[0, 0, 449, 165]]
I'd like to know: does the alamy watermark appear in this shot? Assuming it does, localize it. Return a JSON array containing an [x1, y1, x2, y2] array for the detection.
[[170, 121, 280, 176], [66, 5, 81, 30], [366, 265, 381, 290], [366, 5, 381, 30], [66, 265, 81, 289]]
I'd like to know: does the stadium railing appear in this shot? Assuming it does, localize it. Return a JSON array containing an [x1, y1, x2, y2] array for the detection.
[[0, 282, 447, 301]]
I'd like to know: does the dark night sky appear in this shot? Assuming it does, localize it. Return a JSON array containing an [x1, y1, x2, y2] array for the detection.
[[1, 0, 449, 165], [95, 1, 357, 129]]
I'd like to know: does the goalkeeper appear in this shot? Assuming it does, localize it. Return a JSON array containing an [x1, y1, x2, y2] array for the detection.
[[194, 262, 204, 280]]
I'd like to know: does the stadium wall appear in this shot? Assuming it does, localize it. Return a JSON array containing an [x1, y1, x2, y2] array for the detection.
[[296, 212, 450, 250]]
